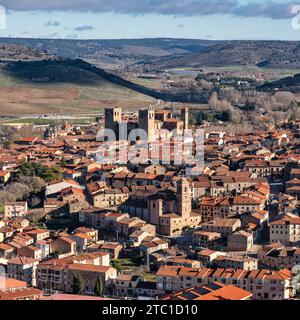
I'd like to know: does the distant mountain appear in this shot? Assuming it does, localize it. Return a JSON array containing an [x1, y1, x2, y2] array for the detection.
[[2, 38, 300, 71], [147, 40, 300, 69], [0, 38, 220, 68]]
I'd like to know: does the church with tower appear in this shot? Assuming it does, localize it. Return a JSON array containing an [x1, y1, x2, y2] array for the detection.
[[104, 105, 189, 142], [121, 177, 201, 236]]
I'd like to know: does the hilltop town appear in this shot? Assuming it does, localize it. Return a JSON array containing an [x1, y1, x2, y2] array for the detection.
[[0, 105, 299, 301]]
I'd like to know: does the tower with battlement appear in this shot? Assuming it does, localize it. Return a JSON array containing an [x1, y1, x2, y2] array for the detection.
[[177, 178, 192, 218], [105, 107, 122, 138], [138, 106, 156, 143]]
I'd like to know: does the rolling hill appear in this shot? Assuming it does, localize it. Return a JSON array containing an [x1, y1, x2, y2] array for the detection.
[[3, 58, 207, 103], [147, 41, 300, 70], [0, 44, 158, 115], [1, 38, 300, 71]]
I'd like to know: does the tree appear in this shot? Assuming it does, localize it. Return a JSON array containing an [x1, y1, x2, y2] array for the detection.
[[3, 140, 12, 150], [16, 175, 45, 193], [5, 183, 30, 201], [94, 277, 104, 297], [0, 190, 16, 203], [16, 161, 62, 183], [60, 156, 67, 167], [72, 275, 84, 295]]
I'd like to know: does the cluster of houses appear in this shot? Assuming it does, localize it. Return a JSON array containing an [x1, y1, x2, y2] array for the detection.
[[0, 109, 300, 300]]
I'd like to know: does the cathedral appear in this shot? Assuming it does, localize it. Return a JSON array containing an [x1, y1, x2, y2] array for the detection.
[[104, 105, 189, 143], [120, 178, 201, 236]]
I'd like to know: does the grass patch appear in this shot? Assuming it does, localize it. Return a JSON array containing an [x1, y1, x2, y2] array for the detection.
[[1, 118, 57, 125], [111, 258, 137, 272], [143, 273, 157, 282], [1, 117, 96, 126]]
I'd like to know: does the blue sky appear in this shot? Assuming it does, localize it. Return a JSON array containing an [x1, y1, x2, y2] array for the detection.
[[0, 0, 299, 40]]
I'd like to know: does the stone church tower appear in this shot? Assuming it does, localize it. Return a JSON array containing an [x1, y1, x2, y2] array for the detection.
[[105, 107, 122, 139], [138, 106, 156, 142], [177, 178, 191, 218], [105, 107, 122, 131]]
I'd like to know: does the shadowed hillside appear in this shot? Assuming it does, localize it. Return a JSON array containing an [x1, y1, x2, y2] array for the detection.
[[4, 59, 207, 103]]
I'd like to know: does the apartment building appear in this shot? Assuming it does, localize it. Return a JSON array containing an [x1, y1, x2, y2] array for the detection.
[[258, 243, 300, 269], [269, 215, 300, 245], [69, 233, 93, 252], [36, 260, 68, 292], [65, 251, 110, 267], [230, 196, 264, 215], [0, 170, 10, 185], [4, 202, 28, 218], [156, 266, 293, 300], [37, 260, 117, 294], [0, 287, 43, 300], [192, 230, 221, 247], [7, 256, 39, 287], [65, 264, 117, 295], [199, 197, 230, 223], [88, 187, 129, 208]]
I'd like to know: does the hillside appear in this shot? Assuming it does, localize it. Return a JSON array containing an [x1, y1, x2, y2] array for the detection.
[[0, 44, 159, 115], [0, 43, 55, 61], [258, 73, 300, 93], [3, 58, 207, 103], [147, 41, 300, 70]]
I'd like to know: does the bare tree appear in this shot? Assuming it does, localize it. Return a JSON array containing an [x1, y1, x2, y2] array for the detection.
[[0, 191, 16, 203], [5, 183, 30, 201]]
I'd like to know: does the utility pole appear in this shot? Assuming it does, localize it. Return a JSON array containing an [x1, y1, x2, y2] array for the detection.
[[145, 250, 150, 273]]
